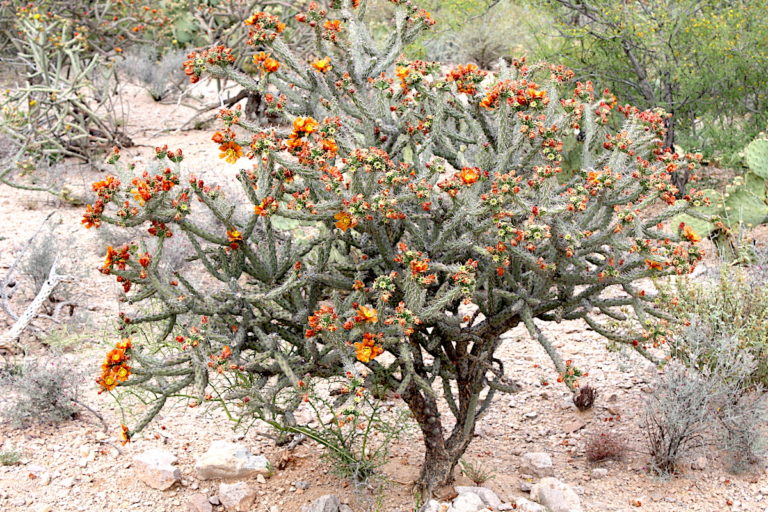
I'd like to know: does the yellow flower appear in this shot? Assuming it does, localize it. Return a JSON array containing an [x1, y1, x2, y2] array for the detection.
[[357, 305, 378, 323], [218, 141, 243, 164], [311, 57, 332, 73]]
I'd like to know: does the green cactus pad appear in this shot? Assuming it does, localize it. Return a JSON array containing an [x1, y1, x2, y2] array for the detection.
[[744, 138, 768, 180], [673, 189, 720, 237], [723, 179, 768, 228]]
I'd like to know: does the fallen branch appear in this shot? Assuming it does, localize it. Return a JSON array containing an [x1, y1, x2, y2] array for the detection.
[[0, 256, 65, 351]]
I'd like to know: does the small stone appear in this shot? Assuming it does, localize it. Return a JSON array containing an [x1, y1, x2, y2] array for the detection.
[[208, 496, 221, 506], [530, 477, 583, 512], [339, 506, 354, 512], [515, 497, 548, 512], [303, 494, 341, 512], [451, 492, 486, 512], [195, 441, 270, 480], [294, 480, 310, 490], [520, 452, 554, 477], [59, 477, 75, 488], [186, 493, 213, 512], [523, 411, 538, 420], [35, 505, 52, 512], [219, 482, 257, 512], [591, 468, 608, 479], [257, 474, 267, 484], [133, 449, 180, 490], [691, 456, 708, 471], [520, 480, 533, 493], [455, 487, 502, 509]]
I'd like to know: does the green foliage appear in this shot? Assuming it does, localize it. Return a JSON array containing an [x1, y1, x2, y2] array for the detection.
[[538, 0, 768, 152], [86, 0, 703, 494], [0, 449, 21, 466], [662, 266, 768, 387]]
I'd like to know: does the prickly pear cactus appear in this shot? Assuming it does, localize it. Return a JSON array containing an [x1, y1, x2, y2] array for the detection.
[[744, 137, 768, 180], [722, 172, 768, 228]]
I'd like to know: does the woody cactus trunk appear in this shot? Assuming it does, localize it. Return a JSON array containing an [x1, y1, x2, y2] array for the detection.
[[84, 0, 705, 495]]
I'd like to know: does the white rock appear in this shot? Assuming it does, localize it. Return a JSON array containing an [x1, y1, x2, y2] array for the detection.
[[195, 441, 270, 480], [520, 452, 554, 477], [530, 478, 583, 512], [418, 499, 442, 512], [302, 494, 341, 512], [219, 482, 257, 512], [186, 493, 213, 512], [450, 492, 486, 512], [133, 449, 180, 490], [455, 487, 502, 509], [515, 497, 548, 512], [590, 468, 608, 479]]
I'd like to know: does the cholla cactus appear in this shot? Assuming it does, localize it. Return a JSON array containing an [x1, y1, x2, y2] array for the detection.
[[83, 0, 705, 494]]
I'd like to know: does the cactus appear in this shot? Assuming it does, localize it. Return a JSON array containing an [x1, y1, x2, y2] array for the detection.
[[85, 0, 705, 495], [675, 137, 768, 247], [744, 137, 768, 180]]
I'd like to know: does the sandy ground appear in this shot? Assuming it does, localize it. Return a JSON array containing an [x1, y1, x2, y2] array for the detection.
[[0, 81, 767, 512]]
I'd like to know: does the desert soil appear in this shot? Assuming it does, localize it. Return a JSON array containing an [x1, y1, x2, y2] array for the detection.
[[0, 82, 767, 512]]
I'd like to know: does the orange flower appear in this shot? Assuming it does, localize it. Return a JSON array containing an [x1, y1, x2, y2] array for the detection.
[[292, 117, 318, 136], [211, 131, 225, 143], [680, 223, 701, 243], [410, 259, 429, 275], [323, 19, 341, 31], [320, 138, 338, 154], [219, 141, 243, 164], [354, 333, 384, 363], [220, 345, 232, 359], [262, 58, 280, 73], [120, 424, 131, 444], [227, 228, 243, 241], [311, 57, 332, 73], [459, 167, 480, 185], [527, 87, 547, 100], [645, 259, 664, 271], [334, 211, 357, 232], [357, 305, 378, 323]]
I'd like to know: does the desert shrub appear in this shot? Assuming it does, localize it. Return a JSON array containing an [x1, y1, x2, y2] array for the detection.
[[458, 458, 495, 485], [0, 355, 81, 427], [0, 3, 131, 192], [643, 362, 712, 474], [585, 431, 626, 463], [272, 372, 410, 482], [644, 322, 766, 474], [662, 265, 768, 387], [572, 384, 597, 411], [83, 0, 705, 495], [120, 47, 188, 101]]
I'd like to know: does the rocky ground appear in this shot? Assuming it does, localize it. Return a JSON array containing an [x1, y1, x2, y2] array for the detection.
[[1, 82, 767, 512]]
